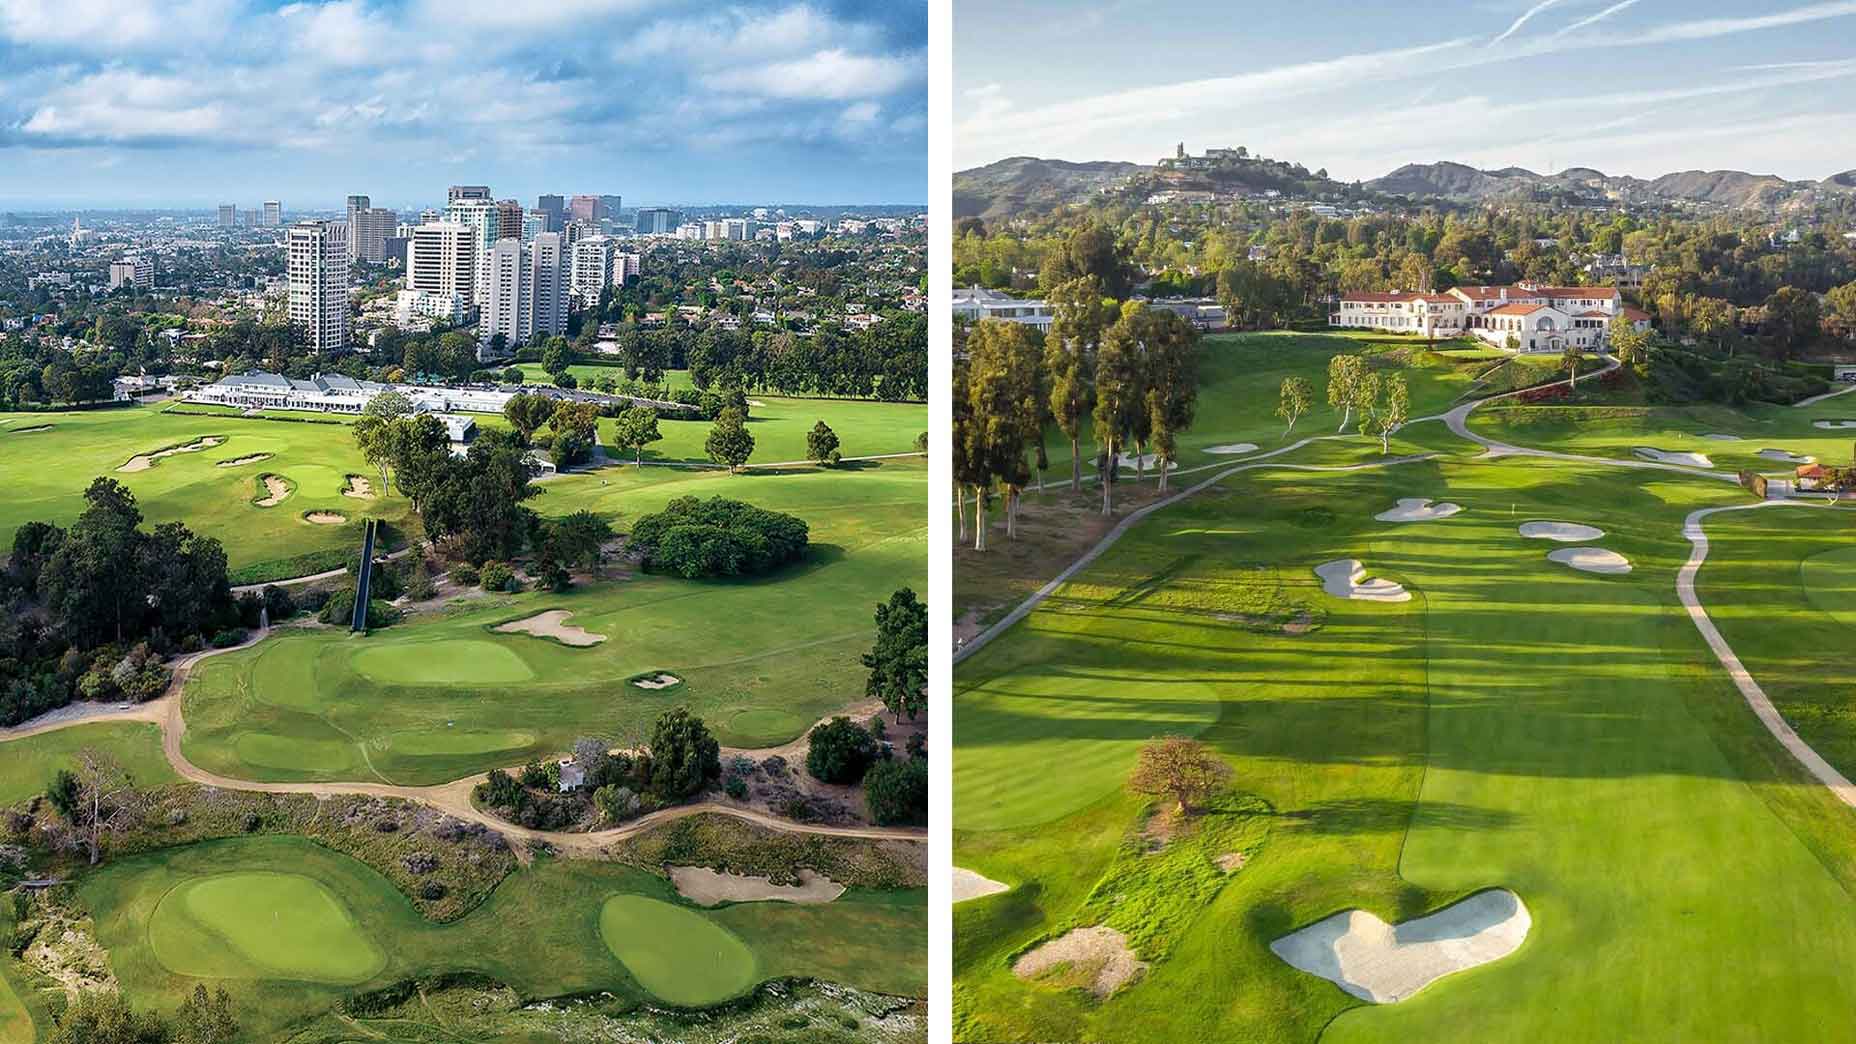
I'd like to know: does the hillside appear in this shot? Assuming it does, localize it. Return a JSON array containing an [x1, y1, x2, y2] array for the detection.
[[952, 156, 1149, 223], [1368, 161, 1853, 210]]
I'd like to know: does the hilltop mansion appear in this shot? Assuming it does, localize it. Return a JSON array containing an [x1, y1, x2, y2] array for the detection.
[[1332, 283, 1650, 352]]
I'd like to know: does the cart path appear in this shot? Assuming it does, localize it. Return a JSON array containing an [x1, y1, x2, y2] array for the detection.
[[0, 628, 924, 852], [1794, 383, 1856, 408]]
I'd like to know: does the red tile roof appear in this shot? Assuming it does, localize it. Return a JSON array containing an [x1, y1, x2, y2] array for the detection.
[[1486, 303, 1549, 316], [1621, 306, 1650, 321]]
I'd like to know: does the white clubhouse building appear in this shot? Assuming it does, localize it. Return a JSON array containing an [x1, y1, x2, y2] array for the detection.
[[185, 371, 696, 417], [1331, 283, 1650, 352]]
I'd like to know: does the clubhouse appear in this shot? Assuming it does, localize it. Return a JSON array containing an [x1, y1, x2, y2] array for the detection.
[[185, 371, 697, 417], [1331, 283, 1650, 353]]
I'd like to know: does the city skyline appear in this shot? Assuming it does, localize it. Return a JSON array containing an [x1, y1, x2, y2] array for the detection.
[[955, 0, 1856, 181], [0, 0, 928, 208]]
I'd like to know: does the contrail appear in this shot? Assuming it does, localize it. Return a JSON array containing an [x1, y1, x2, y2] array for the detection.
[[1492, 0, 1570, 43], [1559, 0, 1645, 36]]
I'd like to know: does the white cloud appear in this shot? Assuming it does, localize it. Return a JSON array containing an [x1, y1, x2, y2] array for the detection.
[[0, 0, 235, 50], [704, 48, 921, 100], [1638, 0, 1856, 43], [1489, 0, 1569, 44], [1556, 0, 1643, 37]]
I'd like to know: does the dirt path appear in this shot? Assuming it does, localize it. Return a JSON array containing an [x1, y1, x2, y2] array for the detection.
[[1, 626, 924, 852]]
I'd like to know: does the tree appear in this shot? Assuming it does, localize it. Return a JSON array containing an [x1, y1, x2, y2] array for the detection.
[[1561, 341, 1584, 389], [542, 511, 613, 573], [63, 748, 148, 865], [806, 716, 879, 784], [965, 319, 1044, 540], [1326, 354, 1366, 433], [1277, 375, 1313, 439], [862, 587, 927, 720], [46, 991, 168, 1044], [1360, 374, 1409, 454], [1126, 735, 1232, 815], [173, 984, 239, 1044], [1827, 280, 1856, 340], [1046, 277, 1110, 490], [807, 420, 842, 466], [1092, 306, 1147, 515], [705, 406, 755, 472], [1761, 286, 1821, 359], [1143, 309, 1200, 493], [864, 756, 927, 825], [610, 405, 662, 466], [643, 708, 720, 801], [1608, 315, 1651, 367], [385, 413, 451, 509], [540, 337, 576, 378], [502, 393, 558, 444], [40, 478, 146, 646]]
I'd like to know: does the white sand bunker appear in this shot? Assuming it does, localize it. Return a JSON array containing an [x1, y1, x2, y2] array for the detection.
[[953, 867, 1010, 904], [253, 475, 292, 507], [342, 474, 375, 498], [494, 610, 606, 647], [1548, 547, 1632, 575], [216, 453, 270, 467], [670, 866, 844, 906], [1115, 452, 1173, 472], [1204, 443, 1261, 456], [1013, 926, 1148, 998], [11, 424, 52, 434], [1270, 889, 1529, 1004], [1758, 448, 1815, 464], [119, 435, 225, 472], [1519, 521, 1604, 542], [304, 511, 347, 525], [1376, 498, 1462, 523], [1315, 560, 1410, 603], [1701, 433, 1739, 441], [1815, 420, 1856, 430], [630, 672, 681, 690], [1634, 447, 1712, 468]]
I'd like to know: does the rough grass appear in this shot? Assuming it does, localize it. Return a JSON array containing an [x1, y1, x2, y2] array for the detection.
[[0, 723, 178, 806], [954, 444, 1856, 1043]]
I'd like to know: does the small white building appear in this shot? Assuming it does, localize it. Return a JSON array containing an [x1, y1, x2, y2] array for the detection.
[[951, 285, 1054, 332]]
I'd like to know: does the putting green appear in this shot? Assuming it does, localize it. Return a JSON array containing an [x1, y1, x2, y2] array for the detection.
[[728, 708, 809, 746], [149, 872, 385, 983], [349, 641, 535, 685], [1801, 546, 1856, 626], [383, 728, 536, 756], [597, 895, 758, 1006]]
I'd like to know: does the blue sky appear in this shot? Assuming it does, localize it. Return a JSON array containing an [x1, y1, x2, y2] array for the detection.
[[956, 0, 1856, 181], [0, 0, 926, 210]]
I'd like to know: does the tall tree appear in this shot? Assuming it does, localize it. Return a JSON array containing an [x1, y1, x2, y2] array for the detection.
[[1045, 277, 1109, 490], [1092, 307, 1144, 515], [1326, 354, 1366, 433], [1142, 309, 1201, 493], [1561, 340, 1584, 389], [58, 748, 148, 866], [1277, 375, 1313, 438], [705, 406, 755, 472], [965, 320, 1043, 540], [861, 587, 927, 720], [610, 405, 663, 467]]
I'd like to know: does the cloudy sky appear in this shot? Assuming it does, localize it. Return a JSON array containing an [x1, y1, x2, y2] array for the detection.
[[0, 0, 926, 210], [956, 0, 1856, 181]]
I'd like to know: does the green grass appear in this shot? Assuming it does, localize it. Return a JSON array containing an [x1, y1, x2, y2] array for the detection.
[[598, 894, 759, 1006], [80, 834, 924, 1037], [1802, 545, 1856, 625], [182, 460, 927, 784], [954, 437, 1856, 1042], [0, 906, 31, 1044], [606, 394, 926, 467], [149, 871, 387, 983], [0, 722, 177, 805], [512, 363, 699, 392], [0, 405, 414, 583]]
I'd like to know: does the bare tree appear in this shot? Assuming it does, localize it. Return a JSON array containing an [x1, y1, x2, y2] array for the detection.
[[55, 749, 149, 866]]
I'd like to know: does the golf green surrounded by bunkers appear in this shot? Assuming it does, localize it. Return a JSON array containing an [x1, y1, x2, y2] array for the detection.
[[954, 348, 1856, 1042], [180, 456, 927, 784], [72, 835, 923, 1039]]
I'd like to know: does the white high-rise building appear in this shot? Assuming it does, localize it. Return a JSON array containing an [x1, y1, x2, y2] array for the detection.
[[287, 220, 350, 354], [570, 236, 613, 309], [406, 222, 478, 301], [612, 251, 641, 286], [263, 201, 282, 227], [479, 233, 566, 353]]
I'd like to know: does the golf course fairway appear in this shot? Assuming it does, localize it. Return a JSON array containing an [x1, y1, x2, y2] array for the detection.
[[149, 871, 386, 983], [598, 894, 759, 1006]]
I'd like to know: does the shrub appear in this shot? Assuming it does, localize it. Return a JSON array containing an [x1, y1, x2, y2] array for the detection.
[[595, 784, 641, 823], [501, 367, 524, 384], [297, 587, 332, 613], [479, 561, 517, 593], [235, 591, 265, 628], [724, 777, 748, 800], [519, 760, 550, 789], [260, 584, 296, 620], [475, 769, 523, 809], [420, 880, 447, 901], [210, 628, 248, 649], [806, 716, 878, 784], [864, 756, 928, 826], [450, 563, 480, 587], [629, 496, 809, 579], [404, 560, 436, 601]]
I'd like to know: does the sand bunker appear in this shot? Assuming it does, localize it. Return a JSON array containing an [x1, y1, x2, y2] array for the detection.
[[1375, 498, 1462, 523], [630, 672, 682, 690], [669, 867, 844, 906], [1548, 547, 1632, 575], [1013, 926, 1148, 998], [1758, 448, 1815, 464], [1115, 453, 1173, 472], [342, 474, 375, 498], [253, 475, 292, 507], [119, 435, 225, 472], [1701, 433, 1739, 441], [1816, 420, 1856, 430], [304, 511, 347, 525], [1519, 521, 1604, 542], [1634, 447, 1712, 468], [494, 610, 606, 647], [953, 868, 1010, 903], [1204, 443, 1261, 455], [1315, 560, 1410, 603], [1270, 889, 1529, 1004], [216, 453, 271, 467], [10, 424, 52, 434]]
